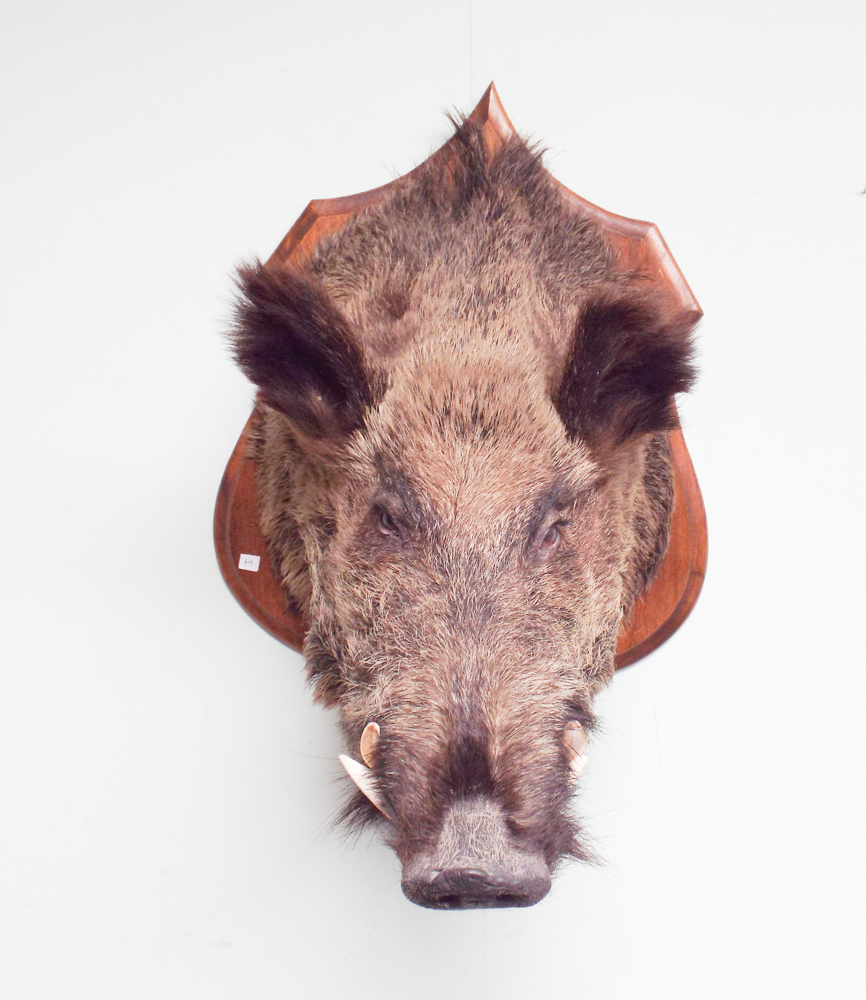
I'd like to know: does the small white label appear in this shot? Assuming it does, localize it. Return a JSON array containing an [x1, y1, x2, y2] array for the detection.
[[238, 553, 261, 572]]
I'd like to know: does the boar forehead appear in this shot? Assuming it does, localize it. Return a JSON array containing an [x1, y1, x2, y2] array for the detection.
[[340, 349, 594, 518]]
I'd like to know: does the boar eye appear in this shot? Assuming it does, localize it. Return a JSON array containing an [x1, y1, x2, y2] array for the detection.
[[537, 520, 570, 556], [376, 505, 400, 537]]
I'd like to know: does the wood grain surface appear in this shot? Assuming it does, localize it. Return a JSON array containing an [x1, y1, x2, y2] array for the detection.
[[214, 83, 708, 668]]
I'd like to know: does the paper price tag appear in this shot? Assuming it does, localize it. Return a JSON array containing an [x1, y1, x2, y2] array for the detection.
[[238, 553, 261, 572]]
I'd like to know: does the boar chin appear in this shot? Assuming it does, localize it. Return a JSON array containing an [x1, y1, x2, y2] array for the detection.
[[399, 798, 552, 910]]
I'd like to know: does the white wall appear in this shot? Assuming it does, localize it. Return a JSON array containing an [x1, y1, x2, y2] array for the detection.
[[2, 1, 864, 997]]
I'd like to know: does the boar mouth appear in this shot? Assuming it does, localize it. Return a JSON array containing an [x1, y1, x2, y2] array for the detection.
[[399, 798, 552, 909]]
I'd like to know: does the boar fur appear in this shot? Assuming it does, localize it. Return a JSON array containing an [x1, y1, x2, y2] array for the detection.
[[231, 118, 696, 908]]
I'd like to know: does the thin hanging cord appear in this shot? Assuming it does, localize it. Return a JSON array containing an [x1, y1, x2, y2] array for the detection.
[[469, 0, 473, 107]]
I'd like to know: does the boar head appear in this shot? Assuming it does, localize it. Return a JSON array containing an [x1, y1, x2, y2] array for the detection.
[[230, 123, 696, 908]]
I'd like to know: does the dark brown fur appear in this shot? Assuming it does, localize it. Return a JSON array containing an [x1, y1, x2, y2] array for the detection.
[[230, 118, 697, 905]]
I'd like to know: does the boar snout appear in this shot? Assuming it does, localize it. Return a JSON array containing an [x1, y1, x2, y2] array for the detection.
[[404, 862, 552, 910], [400, 798, 552, 909]]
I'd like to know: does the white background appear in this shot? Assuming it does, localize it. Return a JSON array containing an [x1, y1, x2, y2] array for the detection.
[[2, 1, 864, 997]]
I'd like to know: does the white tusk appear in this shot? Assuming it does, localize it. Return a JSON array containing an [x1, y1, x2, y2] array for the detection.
[[564, 721, 590, 780], [359, 721, 380, 767], [570, 751, 590, 779], [338, 754, 392, 819]]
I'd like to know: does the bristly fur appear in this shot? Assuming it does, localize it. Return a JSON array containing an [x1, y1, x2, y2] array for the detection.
[[230, 113, 698, 906]]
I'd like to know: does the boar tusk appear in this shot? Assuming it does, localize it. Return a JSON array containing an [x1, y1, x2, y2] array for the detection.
[[570, 752, 590, 779], [359, 721, 380, 767], [338, 754, 392, 819], [564, 721, 590, 780]]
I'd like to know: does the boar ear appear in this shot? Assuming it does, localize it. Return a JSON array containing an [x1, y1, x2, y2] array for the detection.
[[231, 261, 384, 439], [555, 293, 697, 447]]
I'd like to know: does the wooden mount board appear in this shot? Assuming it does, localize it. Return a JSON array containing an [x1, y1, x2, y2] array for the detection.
[[214, 83, 708, 668]]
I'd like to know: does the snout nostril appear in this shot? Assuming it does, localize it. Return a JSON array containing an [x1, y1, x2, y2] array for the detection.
[[423, 867, 535, 909], [402, 828, 553, 909], [403, 865, 550, 908]]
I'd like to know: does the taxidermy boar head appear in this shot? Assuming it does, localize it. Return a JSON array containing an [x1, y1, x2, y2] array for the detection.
[[230, 114, 696, 908]]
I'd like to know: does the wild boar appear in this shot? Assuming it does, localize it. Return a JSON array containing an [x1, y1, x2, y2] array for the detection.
[[230, 116, 697, 908]]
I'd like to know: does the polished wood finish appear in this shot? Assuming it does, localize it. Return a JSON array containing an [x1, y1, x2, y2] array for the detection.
[[214, 83, 707, 667], [615, 427, 707, 665], [214, 407, 307, 650]]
